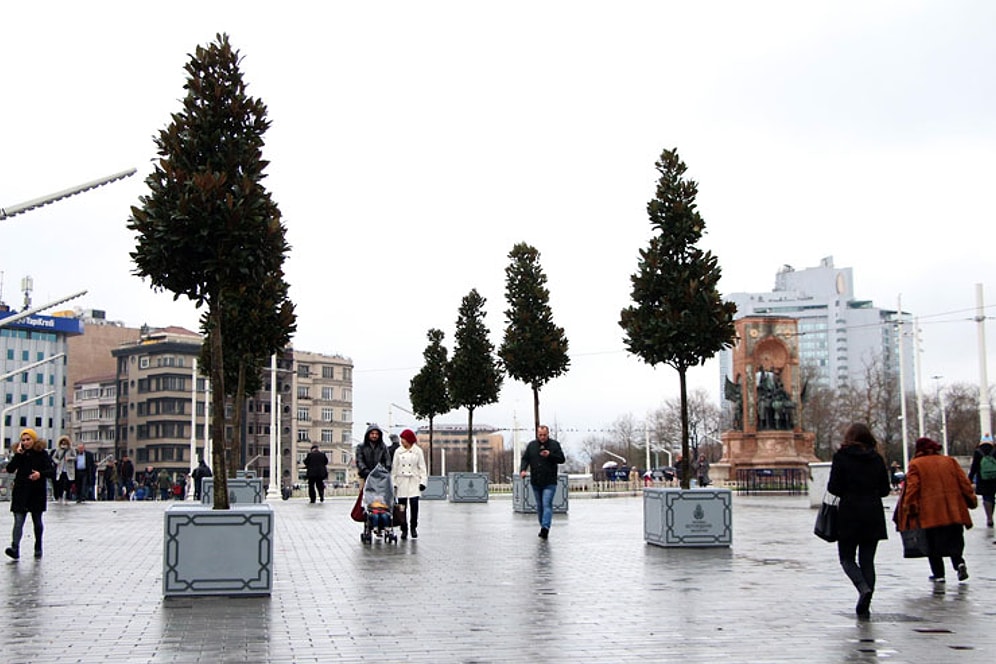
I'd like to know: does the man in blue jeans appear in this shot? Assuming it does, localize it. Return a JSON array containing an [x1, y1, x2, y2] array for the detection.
[[519, 425, 565, 539]]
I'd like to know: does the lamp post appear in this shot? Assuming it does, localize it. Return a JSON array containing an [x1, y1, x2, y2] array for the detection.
[[1, 391, 55, 453], [932, 375, 949, 456]]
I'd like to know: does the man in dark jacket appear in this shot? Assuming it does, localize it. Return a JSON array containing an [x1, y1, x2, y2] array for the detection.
[[304, 445, 329, 503], [191, 458, 212, 501], [74, 442, 96, 503], [356, 423, 391, 481], [519, 425, 565, 539]]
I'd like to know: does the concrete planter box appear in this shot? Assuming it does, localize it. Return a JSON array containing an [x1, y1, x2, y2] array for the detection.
[[512, 475, 569, 513], [808, 462, 831, 508], [448, 472, 489, 503], [163, 503, 274, 597], [422, 475, 448, 500], [644, 488, 732, 548], [200, 477, 265, 505]]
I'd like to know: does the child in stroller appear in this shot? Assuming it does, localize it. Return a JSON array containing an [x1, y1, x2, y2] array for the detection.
[[360, 463, 397, 544]]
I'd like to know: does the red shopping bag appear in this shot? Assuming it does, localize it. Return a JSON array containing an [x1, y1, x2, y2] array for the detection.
[[350, 491, 365, 522]]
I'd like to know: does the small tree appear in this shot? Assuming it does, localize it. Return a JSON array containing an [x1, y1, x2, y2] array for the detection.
[[409, 328, 452, 474], [619, 148, 737, 489], [499, 242, 570, 433], [129, 34, 291, 508], [448, 289, 503, 471]]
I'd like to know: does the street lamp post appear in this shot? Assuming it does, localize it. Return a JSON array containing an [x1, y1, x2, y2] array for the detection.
[[1, 391, 56, 453]]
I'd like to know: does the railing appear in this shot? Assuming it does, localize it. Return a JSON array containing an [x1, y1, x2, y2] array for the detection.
[[734, 468, 807, 495]]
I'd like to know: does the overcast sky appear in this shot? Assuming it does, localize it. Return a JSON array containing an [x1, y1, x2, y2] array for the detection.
[[3, 2, 994, 452]]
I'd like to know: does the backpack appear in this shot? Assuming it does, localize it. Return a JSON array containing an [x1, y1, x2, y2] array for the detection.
[[979, 453, 996, 481]]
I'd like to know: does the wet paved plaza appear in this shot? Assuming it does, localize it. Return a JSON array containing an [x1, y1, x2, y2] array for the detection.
[[1, 491, 994, 663]]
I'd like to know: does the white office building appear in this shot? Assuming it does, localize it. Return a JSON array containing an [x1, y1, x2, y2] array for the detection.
[[720, 257, 913, 393]]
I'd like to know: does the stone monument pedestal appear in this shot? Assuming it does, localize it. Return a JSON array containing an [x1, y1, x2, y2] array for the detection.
[[715, 430, 818, 481]]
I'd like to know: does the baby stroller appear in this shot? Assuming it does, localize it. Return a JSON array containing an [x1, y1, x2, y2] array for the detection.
[[360, 463, 398, 544]]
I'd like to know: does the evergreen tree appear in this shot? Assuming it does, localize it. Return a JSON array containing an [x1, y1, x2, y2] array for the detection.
[[409, 328, 452, 474], [448, 289, 503, 471], [619, 148, 737, 488], [500, 242, 570, 433], [128, 34, 293, 508]]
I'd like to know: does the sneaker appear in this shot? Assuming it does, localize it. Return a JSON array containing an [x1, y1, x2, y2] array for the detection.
[[4, 547, 18, 560], [957, 563, 969, 581], [929, 576, 945, 583], [539, 527, 549, 540]]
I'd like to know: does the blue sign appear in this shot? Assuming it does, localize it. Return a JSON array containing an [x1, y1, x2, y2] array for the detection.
[[0, 311, 83, 336]]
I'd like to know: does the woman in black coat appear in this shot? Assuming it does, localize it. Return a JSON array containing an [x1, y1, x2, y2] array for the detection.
[[5, 429, 55, 560], [827, 423, 891, 618]]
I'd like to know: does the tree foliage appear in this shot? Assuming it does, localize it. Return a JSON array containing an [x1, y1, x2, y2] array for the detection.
[[619, 148, 736, 487], [447, 289, 503, 471], [499, 242, 570, 433], [409, 328, 452, 474], [128, 34, 293, 507]]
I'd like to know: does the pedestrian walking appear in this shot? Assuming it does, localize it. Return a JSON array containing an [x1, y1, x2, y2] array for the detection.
[[894, 436, 977, 584], [827, 423, 891, 618], [392, 429, 427, 539], [696, 454, 711, 487], [74, 442, 96, 502], [118, 454, 135, 499], [519, 425, 565, 540], [51, 435, 76, 504], [102, 458, 117, 501], [304, 444, 329, 503], [157, 470, 173, 501], [191, 458, 212, 501], [4, 429, 55, 559], [966, 433, 995, 528], [355, 423, 391, 482]]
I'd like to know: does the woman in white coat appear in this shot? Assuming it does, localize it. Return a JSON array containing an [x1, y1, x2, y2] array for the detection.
[[391, 429, 427, 539], [51, 435, 77, 504]]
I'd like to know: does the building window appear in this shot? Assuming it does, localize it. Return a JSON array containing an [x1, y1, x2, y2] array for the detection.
[[341, 409, 351, 423], [321, 386, 334, 400], [297, 386, 310, 399], [297, 430, 309, 442], [298, 364, 310, 378], [342, 388, 352, 401], [342, 367, 352, 381], [321, 429, 334, 443], [139, 356, 150, 369], [322, 366, 335, 379], [297, 407, 310, 422], [321, 408, 334, 422]]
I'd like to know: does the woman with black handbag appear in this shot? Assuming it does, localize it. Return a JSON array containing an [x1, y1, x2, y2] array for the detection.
[[894, 437, 977, 584], [827, 423, 891, 618]]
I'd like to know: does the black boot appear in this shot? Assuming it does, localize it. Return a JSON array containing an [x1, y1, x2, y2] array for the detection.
[[855, 586, 872, 617], [411, 526, 418, 539], [400, 525, 408, 540], [4, 547, 18, 560]]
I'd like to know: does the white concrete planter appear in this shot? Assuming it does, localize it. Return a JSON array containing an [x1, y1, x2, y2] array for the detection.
[[422, 475, 448, 500], [163, 504, 274, 597], [448, 472, 489, 502], [808, 462, 831, 508], [200, 477, 265, 505], [512, 475, 569, 513], [644, 488, 732, 548]]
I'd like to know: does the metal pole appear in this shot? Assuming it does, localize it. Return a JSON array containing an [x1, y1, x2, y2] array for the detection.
[[1, 390, 56, 453], [0, 290, 87, 329], [0, 352, 65, 381], [187, 358, 197, 500], [914, 317, 925, 437], [897, 295, 910, 471], [976, 284, 992, 437], [1, 168, 136, 220], [203, 378, 211, 469], [267, 354, 280, 500]]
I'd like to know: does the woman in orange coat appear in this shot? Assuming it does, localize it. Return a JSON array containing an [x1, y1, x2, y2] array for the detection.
[[894, 437, 977, 583]]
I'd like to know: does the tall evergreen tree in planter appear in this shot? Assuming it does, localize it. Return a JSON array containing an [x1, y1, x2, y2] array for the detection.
[[129, 34, 292, 509], [448, 290, 503, 471], [409, 328, 452, 474], [619, 148, 737, 489], [500, 242, 570, 434]]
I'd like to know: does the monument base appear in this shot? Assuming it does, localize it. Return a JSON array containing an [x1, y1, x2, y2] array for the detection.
[[717, 430, 818, 480]]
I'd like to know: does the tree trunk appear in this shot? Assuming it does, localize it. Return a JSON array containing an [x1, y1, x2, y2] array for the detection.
[[466, 408, 475, 472], [532, 384, 541, 435], [209, 306, 229, 509], [679, 367, 690, 490], [428, 416, 435, 476]]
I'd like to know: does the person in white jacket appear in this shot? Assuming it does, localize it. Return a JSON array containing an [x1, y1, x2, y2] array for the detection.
[[391, 429, 427, 539]]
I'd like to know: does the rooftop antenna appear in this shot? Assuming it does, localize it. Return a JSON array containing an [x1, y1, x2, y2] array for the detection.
[[20, 275, 33, 310]]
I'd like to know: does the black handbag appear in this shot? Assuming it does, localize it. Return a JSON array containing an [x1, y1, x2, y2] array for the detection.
[[901, 522, 930, 558], [814, 494, 839, 542]]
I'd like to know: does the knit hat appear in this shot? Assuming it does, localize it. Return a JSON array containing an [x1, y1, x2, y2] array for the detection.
[[19, 428, 38, 442], [400, 429, 417, 444]]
